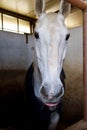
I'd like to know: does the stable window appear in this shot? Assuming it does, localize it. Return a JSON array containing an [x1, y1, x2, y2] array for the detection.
[[0, 12, 34, 34], [19, 19, 30, 34], [3, 14, 17, 33]]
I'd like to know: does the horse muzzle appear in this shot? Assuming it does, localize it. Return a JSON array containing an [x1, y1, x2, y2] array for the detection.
[[40, 85, 64, 107]]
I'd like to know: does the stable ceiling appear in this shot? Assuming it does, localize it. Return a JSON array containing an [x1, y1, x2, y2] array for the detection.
[[0, 0, 60, 18], [0, 0, 83, 28]]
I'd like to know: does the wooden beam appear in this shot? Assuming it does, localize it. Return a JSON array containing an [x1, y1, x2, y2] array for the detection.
[[83, 9, 87, 121], [0, 8, 36, 23], [66, 0, 87, 10]]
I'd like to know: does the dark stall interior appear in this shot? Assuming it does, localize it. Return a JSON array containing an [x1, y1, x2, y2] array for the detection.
[[0, 70, 25, 129]]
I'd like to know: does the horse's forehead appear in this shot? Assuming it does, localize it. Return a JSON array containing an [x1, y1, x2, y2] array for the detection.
[[35, 13, 67, 38], [36, 13, 62, 29]]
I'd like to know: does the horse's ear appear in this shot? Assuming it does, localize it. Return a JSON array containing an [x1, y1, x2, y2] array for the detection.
[[59, 0, 71, 18], [35, 0, 45, 17]]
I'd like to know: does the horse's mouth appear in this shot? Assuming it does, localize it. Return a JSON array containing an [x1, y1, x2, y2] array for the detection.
[[44, 97, 63, 107], [45, 102, 58, 107]]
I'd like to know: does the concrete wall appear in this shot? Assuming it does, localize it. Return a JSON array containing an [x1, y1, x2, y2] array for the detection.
[[63, 26, 83, 123], [0, 30, 34, 70], [0, 31, 35, 128]]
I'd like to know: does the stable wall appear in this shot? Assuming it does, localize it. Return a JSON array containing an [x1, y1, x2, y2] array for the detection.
[[0, 30, 34, 70], [63, 26, 83, 123], [0, 31, 34, 128]]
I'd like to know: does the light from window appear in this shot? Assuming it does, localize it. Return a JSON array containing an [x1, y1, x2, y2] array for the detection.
[[3, 14, 17, 32], [0, 13, 2, 30], [65, 9, 82, 28], [19, 19, 30, 34]]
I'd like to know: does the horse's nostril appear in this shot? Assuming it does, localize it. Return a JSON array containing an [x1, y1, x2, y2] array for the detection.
[[40, 86, 47, 97], [40, 86, 54, 100], [56, 88, 63, 97]]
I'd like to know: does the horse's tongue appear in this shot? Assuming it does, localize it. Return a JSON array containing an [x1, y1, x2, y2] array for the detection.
[[45, 103, 58, 107]]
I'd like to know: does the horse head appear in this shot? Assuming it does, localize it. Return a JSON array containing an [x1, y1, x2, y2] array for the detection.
[[33, 0, 71, 108]]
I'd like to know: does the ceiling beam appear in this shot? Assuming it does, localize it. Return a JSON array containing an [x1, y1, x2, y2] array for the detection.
[[66, 0, 87, 10], [0, 8, 36, 23]]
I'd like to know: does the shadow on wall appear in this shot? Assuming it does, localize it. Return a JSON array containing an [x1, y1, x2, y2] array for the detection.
[[62, 26, 83, 124], [0, 70, 26, 129], [62, 68, 83, 124]]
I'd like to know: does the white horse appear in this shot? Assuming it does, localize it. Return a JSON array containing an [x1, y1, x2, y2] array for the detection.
[[25, 0, 71, 130]]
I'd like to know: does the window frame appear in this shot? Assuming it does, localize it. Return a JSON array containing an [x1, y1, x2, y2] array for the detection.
[[0, 10, 35, 34]]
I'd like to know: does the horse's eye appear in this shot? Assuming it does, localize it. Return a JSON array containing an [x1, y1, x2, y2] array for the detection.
[[34, 31, 39, 39], [66, 33, 70, 41]]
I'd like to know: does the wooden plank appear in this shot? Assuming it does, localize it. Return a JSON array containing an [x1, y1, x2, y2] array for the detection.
[[65, 120, 87, 130], [66, 0, 87, 10], [83, 9, 87, 121]]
